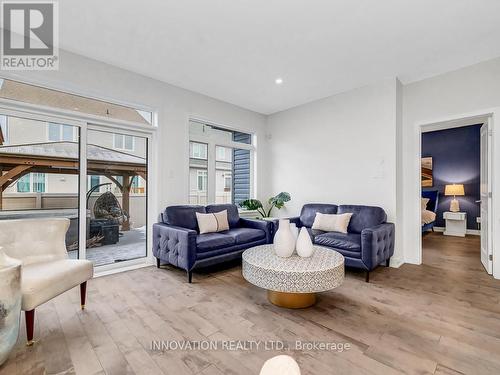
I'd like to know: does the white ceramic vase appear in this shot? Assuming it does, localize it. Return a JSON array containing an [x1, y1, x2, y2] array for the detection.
[[274, 219, 296, 257], [289, 223, 299, 240], [296, 227, 314, 258], [0, 248, 22, 366]]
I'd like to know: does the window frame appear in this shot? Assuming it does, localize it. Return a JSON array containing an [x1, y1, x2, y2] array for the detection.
[[113, 133, 135, 151], [16, 172, 48, 193], [188, 119, 255, 205], [47, 122, 78, 142]]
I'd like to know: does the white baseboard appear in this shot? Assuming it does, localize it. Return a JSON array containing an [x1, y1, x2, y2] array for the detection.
[[388, 257, 404, 268], [432, 227, 480, 236]]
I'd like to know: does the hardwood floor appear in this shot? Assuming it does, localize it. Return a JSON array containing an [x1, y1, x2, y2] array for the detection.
[[2, 233, 500, 375]]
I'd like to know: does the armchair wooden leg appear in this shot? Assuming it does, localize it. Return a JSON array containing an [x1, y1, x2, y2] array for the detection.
[[80, 281, 87, 310], [156, 257, 160, 268], [386, 258, 391, 267], [187, 271, 193, 283], [365, 271, 370, 283], [25, 309, 35, 346]]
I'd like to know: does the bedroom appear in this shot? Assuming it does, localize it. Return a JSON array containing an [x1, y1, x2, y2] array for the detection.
[[420, 121, 491, 274]]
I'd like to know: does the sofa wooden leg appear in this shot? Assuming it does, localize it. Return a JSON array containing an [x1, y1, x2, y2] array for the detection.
[[25, 309, 35, 346], [80, 281, 87, 310], [386, 258, 391, 267], [365, 271, 370, 283], [156, 257, 160, 268], [187, 271, 193, 283]]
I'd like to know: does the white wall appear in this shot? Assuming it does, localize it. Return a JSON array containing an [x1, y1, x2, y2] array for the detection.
[[1, 49, 267, 216], [265, 78, 399, 240], [402, 57, 500, 267]]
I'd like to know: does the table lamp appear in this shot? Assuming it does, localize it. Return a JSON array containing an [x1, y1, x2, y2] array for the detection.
[[445, 184, 465, 212]]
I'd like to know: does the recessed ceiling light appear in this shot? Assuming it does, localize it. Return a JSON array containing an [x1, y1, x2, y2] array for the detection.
[[275, 78, 283, 85]]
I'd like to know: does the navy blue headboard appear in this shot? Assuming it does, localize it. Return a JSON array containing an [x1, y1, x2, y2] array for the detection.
[[422, 190, 439, 213]]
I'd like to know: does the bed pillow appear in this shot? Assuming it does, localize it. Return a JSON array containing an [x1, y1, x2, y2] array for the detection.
[[311, 212, 353, 234], [421, 198, 430, 211], [196, 210, 230, 234]]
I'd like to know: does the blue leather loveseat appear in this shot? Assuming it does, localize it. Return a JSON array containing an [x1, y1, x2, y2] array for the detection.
[[153, 204, 272, 282], [288, 204, 395, 282]]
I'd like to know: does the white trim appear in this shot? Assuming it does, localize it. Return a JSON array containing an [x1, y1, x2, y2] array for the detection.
[[411, 107, 500, 280], [94, 260, 154, 278], [431, 227, 481, 236]]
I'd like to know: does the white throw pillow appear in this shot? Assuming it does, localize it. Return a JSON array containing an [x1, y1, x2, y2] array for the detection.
[[311, 212, 353, 233], [421, 198, 430, 211], [196, 210, 230, 234]]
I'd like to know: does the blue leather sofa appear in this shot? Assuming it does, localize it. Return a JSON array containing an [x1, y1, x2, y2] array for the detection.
[[153, 204, 272, 282], [288, 204, 395, 282]]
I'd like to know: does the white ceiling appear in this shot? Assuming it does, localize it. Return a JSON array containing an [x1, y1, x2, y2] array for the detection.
[[60, 0, 500, 114]]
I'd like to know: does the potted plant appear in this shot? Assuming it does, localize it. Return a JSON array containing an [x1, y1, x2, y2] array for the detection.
[[239, 192, 291, 219]]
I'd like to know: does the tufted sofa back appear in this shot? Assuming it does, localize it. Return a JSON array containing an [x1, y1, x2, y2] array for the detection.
[[163, 205, 206, 231], [299, 204, 338, 228], [337, 205, 387, 233]]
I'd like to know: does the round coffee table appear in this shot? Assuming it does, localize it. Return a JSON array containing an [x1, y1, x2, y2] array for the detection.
[[242, 244, 344, 308]]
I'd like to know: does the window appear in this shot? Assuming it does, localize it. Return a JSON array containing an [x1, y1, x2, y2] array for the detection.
[[48, 123, 75, 141], [197, 170, 208, 191], [224, 174, 232, 190], [189, 120, 253, 205], [16, 173, 46, 193], [32, 173, 46, 193], [113, 134, 135, 151], [16, 175, 30, 193], [216, 146, 232, 162], [0, 115, 7, 144], [190, 142, 208, 159], [90, 175, 100, 190]]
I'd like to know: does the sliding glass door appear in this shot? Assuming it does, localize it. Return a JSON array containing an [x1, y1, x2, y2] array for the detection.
[[0, 108, 152, 270], [85, 127, 148, 266]]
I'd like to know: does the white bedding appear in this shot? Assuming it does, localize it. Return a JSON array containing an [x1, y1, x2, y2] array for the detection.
[[422, 209, 436, 225]]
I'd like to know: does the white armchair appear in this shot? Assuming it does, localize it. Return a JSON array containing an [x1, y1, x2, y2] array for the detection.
[[0, 218, 93, 345]]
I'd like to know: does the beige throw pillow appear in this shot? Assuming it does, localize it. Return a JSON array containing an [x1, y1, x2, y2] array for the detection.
[[196, 210, 230, 234], [311, 212, 353, 233], [421, 198, 430, 211]]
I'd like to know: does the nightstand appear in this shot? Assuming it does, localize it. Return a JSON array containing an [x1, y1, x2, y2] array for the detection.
[[443, 211, 466, 237]]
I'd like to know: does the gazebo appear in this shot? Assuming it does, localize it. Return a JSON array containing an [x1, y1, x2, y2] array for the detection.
[[0, 141, 147, 231]]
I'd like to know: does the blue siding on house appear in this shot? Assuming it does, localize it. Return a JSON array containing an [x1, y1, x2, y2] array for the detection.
[[232, 132, 251, 204], [422, 124, 481, 230]]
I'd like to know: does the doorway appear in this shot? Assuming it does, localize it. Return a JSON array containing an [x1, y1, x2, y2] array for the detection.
[[419, 116, 493, 274]]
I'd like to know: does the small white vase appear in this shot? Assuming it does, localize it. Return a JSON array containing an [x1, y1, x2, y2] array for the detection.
[[296, 227, 314, 258], [0, 248, 22, 366], [274, 219, 296, 257]]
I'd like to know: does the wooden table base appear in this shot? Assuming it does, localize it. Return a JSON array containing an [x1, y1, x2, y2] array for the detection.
[[267, 290, 317, 308]]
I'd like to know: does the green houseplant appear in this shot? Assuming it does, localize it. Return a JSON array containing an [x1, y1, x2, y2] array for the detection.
[[239, 192, 291, 218]]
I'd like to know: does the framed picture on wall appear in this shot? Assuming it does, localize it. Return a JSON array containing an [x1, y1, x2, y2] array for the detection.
[[421, 157, 433, 187]]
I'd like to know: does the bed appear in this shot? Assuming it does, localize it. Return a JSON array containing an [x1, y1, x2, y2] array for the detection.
[[422, 190, 439, 233]]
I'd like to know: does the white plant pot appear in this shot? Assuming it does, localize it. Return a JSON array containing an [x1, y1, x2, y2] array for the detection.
[[274, 219, 296, 257], [296, 227, 314, 258], [0, 248, 22, 366]]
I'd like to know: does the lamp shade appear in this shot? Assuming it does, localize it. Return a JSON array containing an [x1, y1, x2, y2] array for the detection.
[[444, 184, 465, 196]]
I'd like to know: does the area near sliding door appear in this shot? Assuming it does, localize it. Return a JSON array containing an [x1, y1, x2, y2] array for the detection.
[[0, 84, 155, 274]]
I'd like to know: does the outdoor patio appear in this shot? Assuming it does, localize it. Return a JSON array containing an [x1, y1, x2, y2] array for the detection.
[[68, 226, 146, 266]]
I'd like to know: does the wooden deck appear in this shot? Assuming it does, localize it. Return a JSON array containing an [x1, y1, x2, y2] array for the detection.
[[2, 232, 499, 374]]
